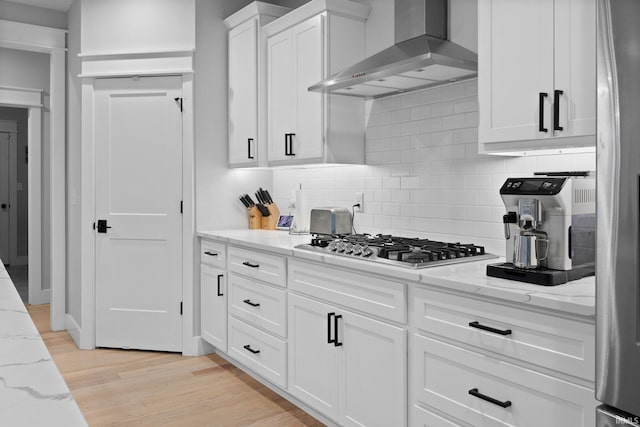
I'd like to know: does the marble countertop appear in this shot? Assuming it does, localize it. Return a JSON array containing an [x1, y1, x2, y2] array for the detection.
[[0, 263, 87, 426], [198, 229, 595, 318]]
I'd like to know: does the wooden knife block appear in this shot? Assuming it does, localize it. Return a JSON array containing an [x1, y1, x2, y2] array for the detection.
[[247, 206, 262, 230], [261, 203, 280, 230]]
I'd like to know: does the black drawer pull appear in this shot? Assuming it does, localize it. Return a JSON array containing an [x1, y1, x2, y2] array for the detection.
[[334, 314, 343, 347], [217, 274, 224, 297], [538, 92, 548, 132], [248, 138, 254, 159], [328, 312, 336, 344], [468, 388, 512, 408], [243, 344, 260, 354], [553, 89, 564, 131], [243, 299, 260, 307], [242, 261, 259, 268], [469, 321, 512, 336], [204, 251, 218, 257]]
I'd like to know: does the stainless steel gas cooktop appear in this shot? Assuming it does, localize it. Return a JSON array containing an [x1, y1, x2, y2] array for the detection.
[[295, 234, 497, 269]]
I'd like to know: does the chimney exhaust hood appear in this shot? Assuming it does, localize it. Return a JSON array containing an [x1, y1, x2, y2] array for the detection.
[[308, 0, 477, 99]]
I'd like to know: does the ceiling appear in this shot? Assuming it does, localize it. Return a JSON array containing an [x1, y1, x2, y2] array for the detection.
[[8, 0, 73, 12]]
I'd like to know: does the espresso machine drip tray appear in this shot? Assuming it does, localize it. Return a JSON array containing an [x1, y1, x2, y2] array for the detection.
[[486, 262, 595, 286]]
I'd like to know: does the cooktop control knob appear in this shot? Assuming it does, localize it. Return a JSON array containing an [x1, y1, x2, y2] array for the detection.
[[362, 246, 374, 257], [336, 242, 347, 253], [352, 244, 363, 256], [343, 243, 354, 254]]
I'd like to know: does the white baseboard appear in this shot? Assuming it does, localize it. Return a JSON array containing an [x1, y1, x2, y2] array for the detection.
[[182, 336, 215, 356], [64, 313, 81, 348]]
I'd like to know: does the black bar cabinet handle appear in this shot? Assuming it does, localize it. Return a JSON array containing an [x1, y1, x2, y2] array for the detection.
[[538, 92, 548, 132], [285, 133, 296, 156], [243, 299, 260, 307], [327, 312, 335, 344], [334, 314, 343, 347], [469, 321, 512, 336], [243, 344, 260, 354], [217, 274, 224, 296], [204, 251, 218, 257], [242, 261, 259, 268], [247, 138, 254, 159], [468, 388, 512, 408], [554, 89, 564, 131]]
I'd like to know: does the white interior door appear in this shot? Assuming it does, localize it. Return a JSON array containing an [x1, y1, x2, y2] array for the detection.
[[95, 76, 183, 352], [0, 133, 10, 264]]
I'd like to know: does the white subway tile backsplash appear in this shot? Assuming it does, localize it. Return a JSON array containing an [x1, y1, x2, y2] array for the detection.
[[271, 79, 596, 258]]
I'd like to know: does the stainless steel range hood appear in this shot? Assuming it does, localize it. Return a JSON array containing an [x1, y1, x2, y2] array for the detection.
[[309, 0, 477, 99]]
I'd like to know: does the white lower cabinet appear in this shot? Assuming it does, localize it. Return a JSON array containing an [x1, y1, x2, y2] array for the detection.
[[201, 261, 227, 351], [413, 335, 595, 427], [288, 293, 406, 427]]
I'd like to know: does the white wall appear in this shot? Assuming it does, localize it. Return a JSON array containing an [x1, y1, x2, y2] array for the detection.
[[0, 0, 67, 29], [66, 0, 82, 327], [271, 79, 595, 256], [81, 0, 195, 53]]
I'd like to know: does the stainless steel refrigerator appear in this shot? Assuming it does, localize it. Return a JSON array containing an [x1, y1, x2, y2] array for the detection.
[[597, 0, 640, 425]]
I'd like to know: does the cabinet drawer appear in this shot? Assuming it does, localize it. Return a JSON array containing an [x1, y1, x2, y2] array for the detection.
[[228, 317, 287, 388], [413, 287, 594, 381], [289, 259, 406, 323], [413, 335, 597, 427], [228, 247, 286, 287], [201, 240, 226, 268], [228, 273, 287, 338]]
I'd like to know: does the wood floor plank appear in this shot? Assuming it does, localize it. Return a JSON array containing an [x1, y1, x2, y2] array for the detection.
[[27, 304, 324, 426]]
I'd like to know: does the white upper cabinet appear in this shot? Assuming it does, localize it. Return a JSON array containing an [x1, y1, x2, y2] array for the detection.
[[478, 0, 595, 155], [264, 0, 370, 166], [225, 2, 290, 167]]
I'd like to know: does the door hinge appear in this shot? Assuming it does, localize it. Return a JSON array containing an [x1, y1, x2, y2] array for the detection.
[[180, 301, 183, 315], [180, 200, 183, 214], [174, 97, 183, 113]]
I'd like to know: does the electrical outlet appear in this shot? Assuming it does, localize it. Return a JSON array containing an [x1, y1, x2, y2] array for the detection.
[[354, 192, 364, 212]]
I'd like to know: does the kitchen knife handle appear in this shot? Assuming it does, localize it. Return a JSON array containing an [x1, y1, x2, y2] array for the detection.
[[553, 89, 564, 131], [204, 251, 218, 257], [539, 92, 548, 132], [327, 312, 335, 344], [247, 138, 254, 159], [243, 344, 260, 354], [243, 299, 260, 307], [468, 388, 512, 408], [469, 321, 512, 336], [334, 314, 343, 347], [217, 274, 224, 296], [242, 261, 260, 268]]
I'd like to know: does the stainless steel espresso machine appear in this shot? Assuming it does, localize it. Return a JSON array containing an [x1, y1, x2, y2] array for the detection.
[[486, 172, 596, 285]]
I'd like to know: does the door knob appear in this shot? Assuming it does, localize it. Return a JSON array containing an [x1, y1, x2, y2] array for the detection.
[[1, 203, 7, 209]]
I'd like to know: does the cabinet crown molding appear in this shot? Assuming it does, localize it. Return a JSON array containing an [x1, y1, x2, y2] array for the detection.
[[224, 1, 291, 29], [263, 0, 370, 37]]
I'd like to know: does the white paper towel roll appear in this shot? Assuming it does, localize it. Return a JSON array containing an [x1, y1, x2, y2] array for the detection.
[[294, 189, 310, 233]]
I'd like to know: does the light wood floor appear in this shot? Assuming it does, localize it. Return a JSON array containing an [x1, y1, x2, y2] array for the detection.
[[27, 304, 325, 427]]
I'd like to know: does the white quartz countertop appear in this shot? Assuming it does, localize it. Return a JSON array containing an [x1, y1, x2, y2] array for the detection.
[[198, 229, 595, 317], [0, 263, 87, 426]]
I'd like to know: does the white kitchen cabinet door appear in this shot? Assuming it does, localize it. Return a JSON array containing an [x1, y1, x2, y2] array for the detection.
[[201, 264, 227, 351], [339, 310, 407, 427], [267, 29, 296, 163], [478, 0, 555, 144], [478, 0, 595, 154], [291, 14, 323, 161], [553, 0, 596, 138], [228, 18, 258, 166], [288, 293, 339, 420]]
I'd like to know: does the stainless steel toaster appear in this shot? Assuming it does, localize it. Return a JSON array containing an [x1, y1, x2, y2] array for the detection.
[[310, 207, 351, 235]]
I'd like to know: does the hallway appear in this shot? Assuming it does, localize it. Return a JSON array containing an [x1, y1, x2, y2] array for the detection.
[[6, 264, 27, 302]]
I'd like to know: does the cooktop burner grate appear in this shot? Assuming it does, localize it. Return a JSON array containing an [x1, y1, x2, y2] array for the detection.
[[296, 233, 497, 269]]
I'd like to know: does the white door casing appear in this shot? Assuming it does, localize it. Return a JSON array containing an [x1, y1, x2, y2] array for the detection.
[[94, 76, 183, 352], [0, 132, 9, 263]]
